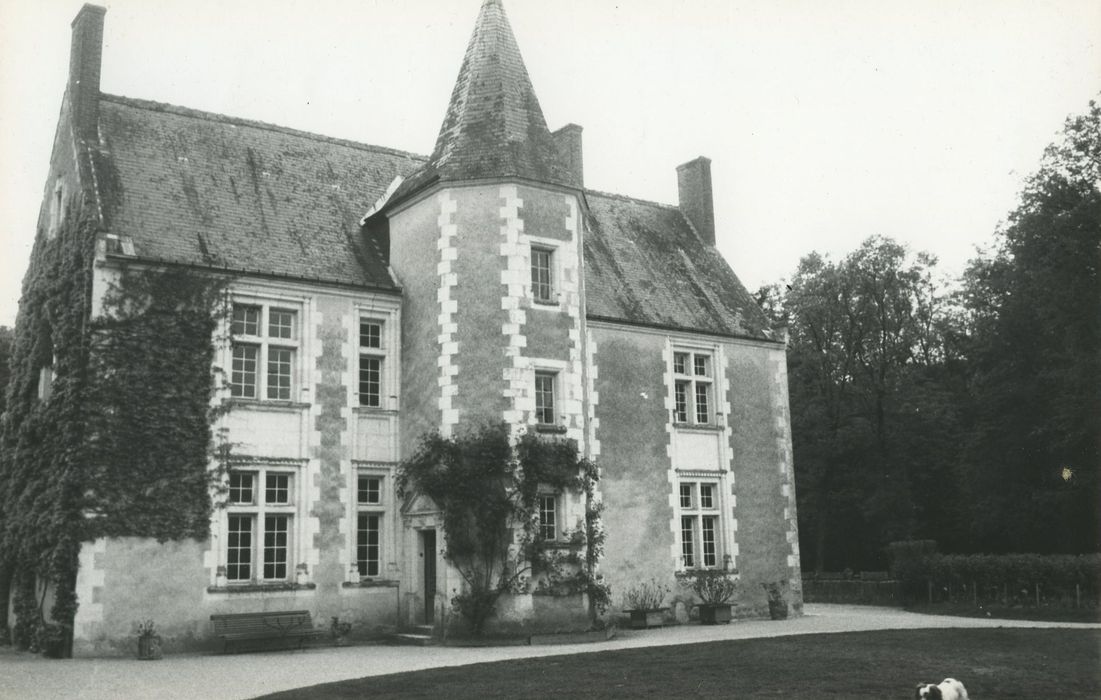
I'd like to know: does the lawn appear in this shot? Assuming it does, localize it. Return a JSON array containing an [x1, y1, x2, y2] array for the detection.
[[257, 628, 1100, 699]]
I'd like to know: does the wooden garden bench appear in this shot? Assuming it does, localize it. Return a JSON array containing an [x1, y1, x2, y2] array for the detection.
[[210, 610, 322, 653]]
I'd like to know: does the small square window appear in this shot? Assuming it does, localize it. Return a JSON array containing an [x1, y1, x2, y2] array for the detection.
[[360, 321, 382, 349], [673, 352, 689, 375], [680, 483, 694, 508], [229, 473, 255, 504], [268, 309, 296, 339], [358, 476, 382, 505], [700, 483, 715, 509], [232, 305, 261, 336], [694, 355, 710, 377], [265, 473, 291, 504]]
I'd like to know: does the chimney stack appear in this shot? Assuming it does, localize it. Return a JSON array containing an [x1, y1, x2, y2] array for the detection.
[[676, 156, 715, 246], [552, 124, 584, 189], [69, 4, 106, 143]]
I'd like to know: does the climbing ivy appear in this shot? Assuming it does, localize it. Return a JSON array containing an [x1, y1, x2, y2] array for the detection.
[[0, 235, 229, 653], [397, 423, 608, 634]]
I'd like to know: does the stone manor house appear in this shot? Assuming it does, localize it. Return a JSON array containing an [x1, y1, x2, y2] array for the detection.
[[3, 1, 801, 654]]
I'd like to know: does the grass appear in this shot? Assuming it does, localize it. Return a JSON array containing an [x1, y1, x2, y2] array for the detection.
[[257, 628, 1101, 699], [908, 603, 1101, 623]]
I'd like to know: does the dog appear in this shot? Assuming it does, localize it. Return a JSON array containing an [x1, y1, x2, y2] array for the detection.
[[915, 678, 969, 700]]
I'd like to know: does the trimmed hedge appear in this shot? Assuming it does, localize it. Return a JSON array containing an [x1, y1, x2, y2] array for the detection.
[[893, 551, 1101, 607]]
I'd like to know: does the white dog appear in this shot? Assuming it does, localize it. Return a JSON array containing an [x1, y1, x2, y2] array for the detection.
[[914, 678, 969, 700]]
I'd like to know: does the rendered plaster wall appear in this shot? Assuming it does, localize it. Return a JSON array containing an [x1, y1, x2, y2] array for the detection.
[[451, 185, 511, 426], [592, 325, 802, 617], [389, 195, 446, 451], [72, 537, 398, 657], [725, 342, 803, 614], [589, 327, 673, 595]]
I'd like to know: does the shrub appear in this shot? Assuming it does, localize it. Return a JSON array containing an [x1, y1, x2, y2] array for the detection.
[[622, 579, 670, 611]]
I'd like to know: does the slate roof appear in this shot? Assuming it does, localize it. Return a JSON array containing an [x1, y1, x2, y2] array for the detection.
[[584, 191, 775, 341], [388, 0, 570, 206], [91, 94, 425, 288]]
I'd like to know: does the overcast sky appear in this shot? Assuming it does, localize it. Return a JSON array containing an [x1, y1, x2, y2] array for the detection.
[[1, 0, 1099, 327]]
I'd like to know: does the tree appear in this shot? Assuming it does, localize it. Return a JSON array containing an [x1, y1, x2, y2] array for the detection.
[[777, 237, 961, 570], [960, 98, 1101, 554]]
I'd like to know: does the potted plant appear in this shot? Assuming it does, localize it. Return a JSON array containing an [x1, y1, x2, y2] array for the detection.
[[762, 581, 789, 620], [621, 579, 670, 629], [687, 570, 739, 624], [135, 619, 162, 660]]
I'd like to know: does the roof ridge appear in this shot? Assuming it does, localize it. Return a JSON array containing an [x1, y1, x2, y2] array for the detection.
[[584, 188, 681, 211], [98, 93, 428, 162]]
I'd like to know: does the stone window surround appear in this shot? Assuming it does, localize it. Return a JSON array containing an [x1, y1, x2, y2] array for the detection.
[[228, 298, 304, 402], [221, 464, 304, 585]]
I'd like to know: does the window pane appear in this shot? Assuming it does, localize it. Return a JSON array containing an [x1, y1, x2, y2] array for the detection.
[[695, 383, 710, 424], [358, 476, 381, 505], [267, 347, 293, 400], [231, 305, 261, 336], [674, 381, 689, 423], [357, 514, 380, 577], [263, 515, 289, 580], [673, 352, 689, 375], [231, 344, 258, 398], [679, 483, 693, 508], [227, 515, 253, 581], [265, 473, 290, 504], [359, 356, 382, 407], [268, 309, 296, 339], [702, 517, 717, 567], [531, 248, 553, 302], [360, 321, 382, 349], [229, 472, 254, 504], [534, 372, 556, 425], [539, 495, 557, 540], [693, 354, 710, 377], [700, 483, 714, 509], [681, 516, 695, 568]]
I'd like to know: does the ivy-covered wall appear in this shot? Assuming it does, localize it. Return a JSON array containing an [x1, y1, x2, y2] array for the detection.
[[1, 92, 99, 649]]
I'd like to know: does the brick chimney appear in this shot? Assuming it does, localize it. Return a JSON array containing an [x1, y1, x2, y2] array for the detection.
[[552, 124, 584, 189], [677, 156, 715, 246], [69, 4, 106, 143]]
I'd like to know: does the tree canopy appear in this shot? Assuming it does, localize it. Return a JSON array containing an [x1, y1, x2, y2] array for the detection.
[[770, 98, 1100, 569]]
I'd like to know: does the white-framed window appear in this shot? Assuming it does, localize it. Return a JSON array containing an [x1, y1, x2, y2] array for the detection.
[[678, 480, 721, 569], [355, 471, 387, 577], [534, 370, 557, 425], [530, 246, 556, 304], [230, 302, 299, 401], [672, 350, 714, 425], [225, 467, 298, 582], [358, 318, 386, 408], [538, 494, 559, 541]]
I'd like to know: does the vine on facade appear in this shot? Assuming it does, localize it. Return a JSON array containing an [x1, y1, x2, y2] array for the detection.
[[0, 253, 229, 653], [397, 423, 608, 634]]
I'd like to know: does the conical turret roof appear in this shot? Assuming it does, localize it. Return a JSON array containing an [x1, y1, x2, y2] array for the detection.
[[424, 0, 570, 187]]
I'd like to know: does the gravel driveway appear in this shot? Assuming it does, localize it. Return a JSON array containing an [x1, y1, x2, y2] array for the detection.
[[1, 604, 1097, 700]]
